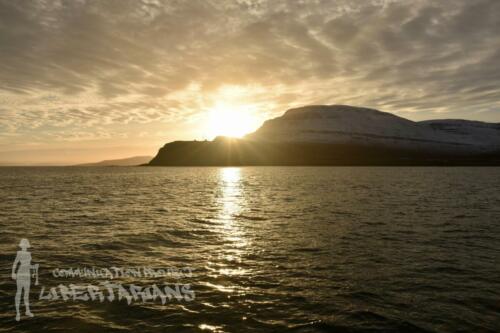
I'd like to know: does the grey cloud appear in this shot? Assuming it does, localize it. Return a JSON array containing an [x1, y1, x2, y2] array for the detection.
[[0, 0, 500, 142]]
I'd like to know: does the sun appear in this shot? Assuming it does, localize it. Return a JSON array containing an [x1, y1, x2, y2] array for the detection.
[[205, 102, 261, 139]]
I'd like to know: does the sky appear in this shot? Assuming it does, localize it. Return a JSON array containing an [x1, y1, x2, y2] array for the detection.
[[1, 0, 500, 164]]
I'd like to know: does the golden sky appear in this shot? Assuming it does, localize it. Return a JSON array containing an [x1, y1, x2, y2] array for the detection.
[[1, 0, 500, 164]]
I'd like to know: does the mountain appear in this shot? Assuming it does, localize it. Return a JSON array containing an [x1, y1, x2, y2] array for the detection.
[[148, 105, 500, 166], [75, 156, 152, 166], [247, 105, 500, 153]]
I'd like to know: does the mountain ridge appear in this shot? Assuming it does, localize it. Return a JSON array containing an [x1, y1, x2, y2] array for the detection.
[[247, 105, 500, 153], [148, 105, 500, 166]]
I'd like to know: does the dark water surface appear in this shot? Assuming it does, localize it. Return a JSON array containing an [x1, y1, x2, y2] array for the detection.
[[0, 167, 499, 332]]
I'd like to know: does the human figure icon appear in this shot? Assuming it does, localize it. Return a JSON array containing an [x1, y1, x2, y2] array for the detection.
[[11, 238, 36, 321]]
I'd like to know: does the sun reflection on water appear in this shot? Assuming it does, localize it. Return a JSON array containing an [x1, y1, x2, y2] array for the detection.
[[218, 168, 248, 247], [210, 168, 250, 278], [198, 323, 225, 332], [219, 167, 243, 221]]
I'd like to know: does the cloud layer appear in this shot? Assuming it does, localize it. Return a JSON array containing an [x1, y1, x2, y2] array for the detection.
[[1, 0, 499, 161]]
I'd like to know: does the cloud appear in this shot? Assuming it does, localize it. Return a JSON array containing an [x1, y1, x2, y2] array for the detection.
[[0, 0, 499, 155]]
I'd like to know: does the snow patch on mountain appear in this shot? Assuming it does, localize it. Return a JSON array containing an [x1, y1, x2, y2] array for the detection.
[[247, 105, 500, 153]]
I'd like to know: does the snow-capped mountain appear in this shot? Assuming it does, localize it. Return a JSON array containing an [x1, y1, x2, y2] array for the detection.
[[148, 105, 500, 166], [247, 105, 500, 153]]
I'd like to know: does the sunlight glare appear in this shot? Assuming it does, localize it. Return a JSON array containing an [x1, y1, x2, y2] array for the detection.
[[205, 102, 261, 139]]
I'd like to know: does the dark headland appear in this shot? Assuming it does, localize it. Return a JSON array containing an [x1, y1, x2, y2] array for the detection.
[[147, 105, 500, 166]]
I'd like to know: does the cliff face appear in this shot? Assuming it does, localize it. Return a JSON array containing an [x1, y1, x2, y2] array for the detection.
[[148, 105, 500, 166]]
